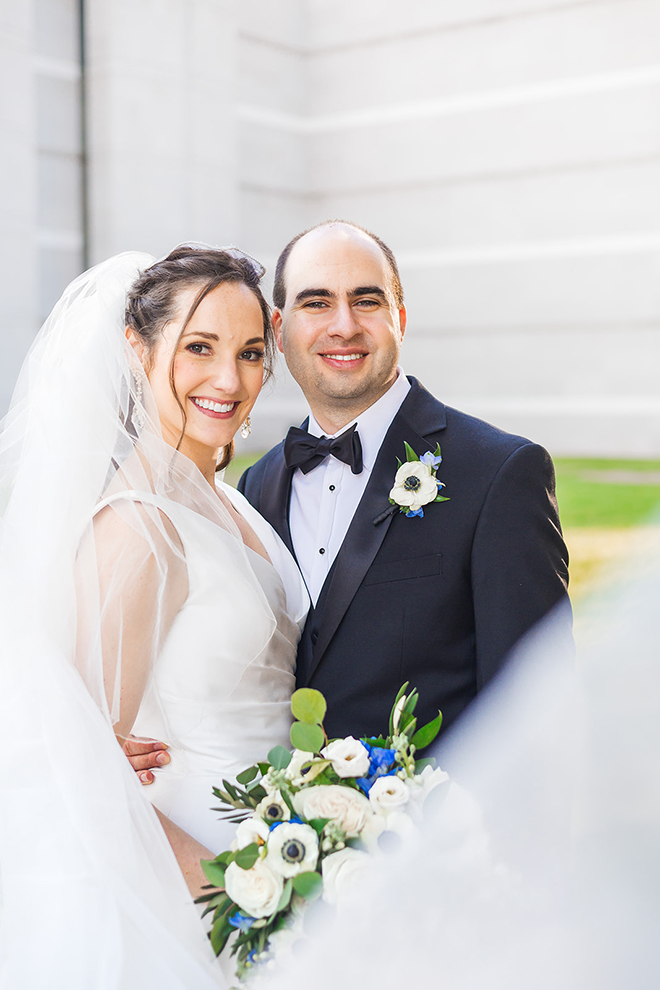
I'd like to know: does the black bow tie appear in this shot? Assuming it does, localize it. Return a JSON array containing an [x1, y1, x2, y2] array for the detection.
[[284, 423, 363, 475]]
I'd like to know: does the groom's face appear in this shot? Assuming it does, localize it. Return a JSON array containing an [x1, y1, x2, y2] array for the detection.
[[273, 226, 407, 425]]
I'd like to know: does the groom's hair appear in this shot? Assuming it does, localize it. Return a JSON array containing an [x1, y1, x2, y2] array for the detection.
[[272, 220, 404, 310]]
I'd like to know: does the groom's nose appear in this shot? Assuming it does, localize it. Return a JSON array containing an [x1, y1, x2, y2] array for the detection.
[[325, 300, 361, 338]]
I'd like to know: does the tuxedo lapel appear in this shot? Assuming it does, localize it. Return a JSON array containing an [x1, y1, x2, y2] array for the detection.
[[257, 448, 296, 557], [306, 379, 447, 681]]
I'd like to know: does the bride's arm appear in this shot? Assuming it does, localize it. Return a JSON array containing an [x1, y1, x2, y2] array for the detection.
[[80, 502, 214, 896]]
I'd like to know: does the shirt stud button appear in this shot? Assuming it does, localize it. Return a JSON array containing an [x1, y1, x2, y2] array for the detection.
[[329, 485, 335, 491], [319, 548, 325, 554]]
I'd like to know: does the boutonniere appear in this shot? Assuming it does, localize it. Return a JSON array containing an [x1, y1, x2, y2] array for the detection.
[[389, 442, 449, 518]]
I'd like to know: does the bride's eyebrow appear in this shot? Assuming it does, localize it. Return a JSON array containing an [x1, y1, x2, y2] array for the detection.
[[181, 331, 219, 341]]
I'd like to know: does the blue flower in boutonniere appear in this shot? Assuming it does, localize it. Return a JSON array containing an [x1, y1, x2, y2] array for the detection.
[[389, 442, 449, 518]]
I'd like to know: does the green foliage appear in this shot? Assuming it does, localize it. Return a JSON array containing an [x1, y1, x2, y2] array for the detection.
[[290, 721, 325, 752], [411, 710, 443, 750], [201, 859, 227, 887], [389, 682, 409, 736], [291, 687, 327, 724], [291, 871, 323, 901], [404, 441, 418, 462], [234, 843, 259, 870], [276, 879, 293, 913], [267, 745, 292, 770], [236, 765, 259, 785]]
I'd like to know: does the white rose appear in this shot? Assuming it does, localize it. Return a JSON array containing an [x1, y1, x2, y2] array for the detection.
[[321, 737, 370, 778], [225, 859, 283, 919], [230, 815, 270, 851], [293, 785, 372, 837], [368, 775, 410, 814], [321, 847, 372, 904], [284, 750, 314, 783], [359, 811, 388, 852], [389, 461, 438, 512], [266, 821, 319, 878], [405, 765, 450, 808], [255, 789, 291, 824]]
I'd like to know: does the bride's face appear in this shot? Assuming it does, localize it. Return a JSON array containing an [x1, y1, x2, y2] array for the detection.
[[141, 281, 266, 463]]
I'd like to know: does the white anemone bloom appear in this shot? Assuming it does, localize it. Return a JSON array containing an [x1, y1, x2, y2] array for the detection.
[[389, 461, 438, 512], [267, 822, 319, 878]]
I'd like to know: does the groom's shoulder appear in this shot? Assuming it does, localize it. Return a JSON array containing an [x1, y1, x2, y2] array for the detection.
[[237, 440, 286, 498], [407, 378, 552, 475]]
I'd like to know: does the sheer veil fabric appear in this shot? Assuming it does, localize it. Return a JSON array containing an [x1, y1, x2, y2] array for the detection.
[[266, 551, 660, 990], [0, 253, 273, 987]]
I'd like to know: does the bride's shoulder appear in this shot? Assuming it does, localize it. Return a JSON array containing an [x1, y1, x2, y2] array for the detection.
[[90, 490, 186, 568]]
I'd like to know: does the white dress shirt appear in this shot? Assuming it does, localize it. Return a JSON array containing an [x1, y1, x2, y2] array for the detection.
[[290, 369, 411, 605]]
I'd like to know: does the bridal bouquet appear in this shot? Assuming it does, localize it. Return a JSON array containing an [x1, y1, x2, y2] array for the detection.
[[197, 684, 448, 983]]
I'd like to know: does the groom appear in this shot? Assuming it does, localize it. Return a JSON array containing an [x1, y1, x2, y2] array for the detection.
[[238, 221, 570, 738], [129, 220, 569, 778]]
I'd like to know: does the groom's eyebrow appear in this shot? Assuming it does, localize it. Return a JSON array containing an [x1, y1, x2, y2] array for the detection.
[[294, 288, 334, 303]]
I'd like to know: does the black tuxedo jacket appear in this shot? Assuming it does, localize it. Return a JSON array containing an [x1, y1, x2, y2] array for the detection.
[[239, 378, 570, 741]]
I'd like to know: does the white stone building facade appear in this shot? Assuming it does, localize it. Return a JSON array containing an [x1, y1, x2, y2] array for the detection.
[[2, 0, 660, 455]]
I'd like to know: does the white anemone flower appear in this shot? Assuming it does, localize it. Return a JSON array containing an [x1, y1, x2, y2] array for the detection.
[[256, 789, 291, 824], [389, 461, 438, 512], [266, 822, 319, 878]]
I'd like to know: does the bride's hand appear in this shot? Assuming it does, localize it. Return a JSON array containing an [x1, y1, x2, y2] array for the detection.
[[120, 734, 170, 784]]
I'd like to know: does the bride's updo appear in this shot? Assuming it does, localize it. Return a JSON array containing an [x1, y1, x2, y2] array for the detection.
[[125, 244, 276, 469]]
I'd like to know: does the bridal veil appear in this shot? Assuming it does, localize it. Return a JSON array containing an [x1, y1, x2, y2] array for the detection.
[[0, 252, 277, 987]]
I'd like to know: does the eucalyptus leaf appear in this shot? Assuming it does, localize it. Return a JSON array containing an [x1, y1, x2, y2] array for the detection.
[[307, 817, 331, 835], [290, 720, 325, 753], [291, 688, 327, 725], [276, 878, 293, 913], [411, 710, 443, 751], [234, 843, 259, 870], [291, 870, 323, 901], [201, 859, 227, 888], [267, 745, 292, 770], [236, 766, 258, 785]]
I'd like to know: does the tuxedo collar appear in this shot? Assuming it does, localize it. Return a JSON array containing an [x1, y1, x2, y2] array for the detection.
[[298, 377, 447, 682]]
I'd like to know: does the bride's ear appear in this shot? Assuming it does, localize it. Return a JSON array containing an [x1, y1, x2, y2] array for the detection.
[[125, 326, 147, 367]]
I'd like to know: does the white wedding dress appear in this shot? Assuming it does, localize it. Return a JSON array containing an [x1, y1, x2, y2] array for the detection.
[[0, 251, 308, 989], [95, 482, 308, 853]]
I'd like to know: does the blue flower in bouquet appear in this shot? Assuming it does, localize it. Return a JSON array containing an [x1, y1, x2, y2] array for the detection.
[[229, 911, 255, 933], [269, 815, 303, 831], [369, 747, 397, 773], [356, 747, 398, 794]]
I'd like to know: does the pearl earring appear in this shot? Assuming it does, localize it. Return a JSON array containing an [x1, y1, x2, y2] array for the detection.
[[240, 415, 252, 439]]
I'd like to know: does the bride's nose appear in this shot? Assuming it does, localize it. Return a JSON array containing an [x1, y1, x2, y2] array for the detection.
[[208, 356, 242, 395]]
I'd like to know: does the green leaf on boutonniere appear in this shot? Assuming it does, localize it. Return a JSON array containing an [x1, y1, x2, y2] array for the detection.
[[435, 494, 450, 502], [404, 441, 419, 463]]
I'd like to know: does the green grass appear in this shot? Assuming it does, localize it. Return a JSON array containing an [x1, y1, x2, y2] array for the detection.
[[223, 451, 265, 489], [555, 458, 660, 528]]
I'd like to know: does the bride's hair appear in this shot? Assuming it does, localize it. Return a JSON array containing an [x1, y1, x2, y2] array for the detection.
[[125, 244, 275, 470]]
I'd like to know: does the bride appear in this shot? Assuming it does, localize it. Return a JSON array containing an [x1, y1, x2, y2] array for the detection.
[[0, 245, 308, 988]]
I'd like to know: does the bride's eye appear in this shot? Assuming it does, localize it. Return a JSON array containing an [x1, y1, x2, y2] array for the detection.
[[240, 348, 264, 362], [186, 342, 211, 355]]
